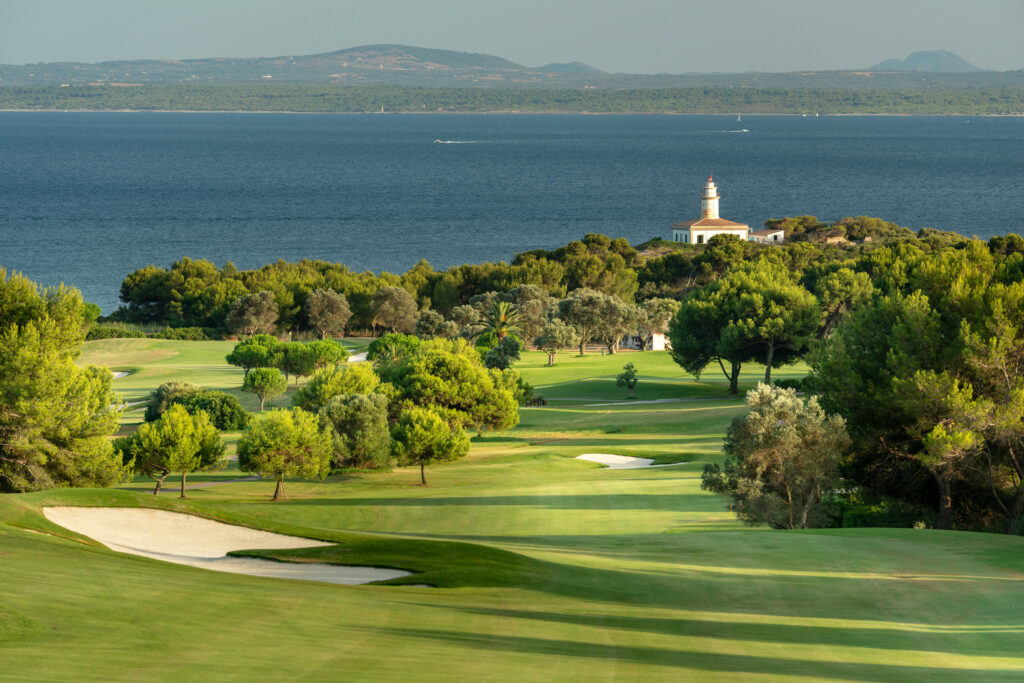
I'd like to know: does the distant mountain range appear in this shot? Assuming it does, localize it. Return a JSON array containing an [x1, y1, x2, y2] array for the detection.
[[870, 50, 982, 73], [0, 44, 1018, 89]]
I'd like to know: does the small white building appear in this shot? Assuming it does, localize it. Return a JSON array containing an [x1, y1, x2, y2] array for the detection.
[[751, 228, 785, 244], [621, 333, 672, 351], [671, 176, 749, 244]]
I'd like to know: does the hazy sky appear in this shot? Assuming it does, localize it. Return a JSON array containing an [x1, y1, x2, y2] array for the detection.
[[1, 0, 1022, 72]]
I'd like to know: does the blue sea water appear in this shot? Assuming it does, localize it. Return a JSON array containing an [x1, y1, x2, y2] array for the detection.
[[0, 112, 1021, 313]]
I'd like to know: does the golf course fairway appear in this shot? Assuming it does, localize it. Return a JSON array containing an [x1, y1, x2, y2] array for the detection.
[[2, 339, 1023, 680]]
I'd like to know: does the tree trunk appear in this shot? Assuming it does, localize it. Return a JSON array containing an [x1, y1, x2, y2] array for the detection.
[[628, 386, 635, 398], [579, 340, 586, 356], [729, 361, 741, 395], [420, 462, 427, 486], [259, 396, 266, 411], [1006, 485, 1024, 534], [547, 352, 555, 366], [152, 473, 168, 495], [179, 471, 188, 499], [764, 342, 775, 385], [273, 477, 287, 501], [935, 473, 953, 530], [799, 488, 818, 529]]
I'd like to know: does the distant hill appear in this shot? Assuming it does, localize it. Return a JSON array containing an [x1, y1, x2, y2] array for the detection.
[[2, 43, 1020, 90], [870, 50, 982, 73], [537, 61, 605, 74]]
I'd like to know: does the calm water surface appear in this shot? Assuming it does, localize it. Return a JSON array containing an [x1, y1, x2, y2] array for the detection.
[[0, 112, 1020, 312]]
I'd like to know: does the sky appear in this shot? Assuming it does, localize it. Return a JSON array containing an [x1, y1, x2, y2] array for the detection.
[[1, 0, 1022, 73]]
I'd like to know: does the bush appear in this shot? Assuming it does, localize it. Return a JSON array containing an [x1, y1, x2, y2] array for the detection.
[[838, 493, 937, 529], [179, 390, 250, 430], [152, 326, 218, 341], [772, 378, 804, 392], [86, 323, 147, 340], [145, 381, 202, 422], [367, 333, 421, 362]]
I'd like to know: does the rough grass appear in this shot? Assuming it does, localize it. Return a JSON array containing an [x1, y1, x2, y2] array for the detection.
[[3, 340, 1023, 680]]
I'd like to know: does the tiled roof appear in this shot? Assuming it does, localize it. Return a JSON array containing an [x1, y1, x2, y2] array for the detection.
[[672, 217, 749, 229]]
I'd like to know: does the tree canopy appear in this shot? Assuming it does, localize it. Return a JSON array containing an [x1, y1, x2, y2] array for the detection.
[[0, 270, 125, 492], [237, 408, 331, 501]]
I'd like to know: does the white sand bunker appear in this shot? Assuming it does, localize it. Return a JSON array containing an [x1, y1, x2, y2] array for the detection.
[[576, 453, 688, 469], [576, 453, 655, 469], [43, 507, 410, 585]]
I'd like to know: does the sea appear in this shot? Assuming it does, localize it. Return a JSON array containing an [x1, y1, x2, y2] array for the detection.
[[0, 112, 1021, 313]]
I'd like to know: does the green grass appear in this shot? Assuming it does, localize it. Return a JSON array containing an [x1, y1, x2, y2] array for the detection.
[[3, 340, 1023, 680]]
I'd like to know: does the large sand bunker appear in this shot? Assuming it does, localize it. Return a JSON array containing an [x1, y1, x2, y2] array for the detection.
[[43, 507, 411, 585]]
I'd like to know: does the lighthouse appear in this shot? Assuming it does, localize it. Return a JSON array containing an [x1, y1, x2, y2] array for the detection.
[[671, 175, 749, 244], [700, 175, 720, 219]]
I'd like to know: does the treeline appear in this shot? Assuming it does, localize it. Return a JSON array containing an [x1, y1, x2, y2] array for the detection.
[[667, 229, 1024, 534], [3, 84, 1024, 115], [104, 217, 962, 338]]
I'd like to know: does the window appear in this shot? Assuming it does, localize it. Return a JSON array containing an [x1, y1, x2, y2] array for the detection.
[[696, 234, 704, 245]]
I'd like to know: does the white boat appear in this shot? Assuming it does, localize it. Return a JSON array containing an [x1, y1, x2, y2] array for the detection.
[[737, 114, 742, 122]]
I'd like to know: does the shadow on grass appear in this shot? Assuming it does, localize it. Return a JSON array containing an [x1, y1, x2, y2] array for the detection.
[[448, 605, 1024, 656], [275, 493, 705, 511], [373, 626, 1024, 680]]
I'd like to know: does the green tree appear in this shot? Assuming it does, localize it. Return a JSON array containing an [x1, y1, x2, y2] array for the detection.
[[596, 297, 638, 355], [0, 271, 125, 492], [292, 363, 381, 412], [305, 288, 352, 338], [243, 367, 287, 411], [225, 290, 278, 336], [225, 334, 281, 378], [534, 319, 579, 366], [637, 298, 682, 350], [371, 286, 417, 335], [701, 384, 850, 529], [383, 346, 519, 433], [480, 301, 523, 341], [237, 408, 331, 501], [319, 393, 392, 469], [367, 333, 422, 363], [144, 381, 202, 422], [123, 404, 225, 497], [484, 335, 522, 370], [558, 287, 610, 356], [415, 309, 459, 339], [669, 259, 819, 393], [391, 406, 470, 485], [277, 342, 318, 387], [813, 267, 874, 336], [511, 284, 558, 342], [616, 363, 639, 398], [307, 339, 350, 369]]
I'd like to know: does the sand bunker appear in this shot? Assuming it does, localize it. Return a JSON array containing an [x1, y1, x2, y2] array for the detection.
[[43, 507, 411, 585], [111, 371, 131, 379], [349, 352, 368, 363], [576, 453, 687, 469], [576, 453, 656, 469]]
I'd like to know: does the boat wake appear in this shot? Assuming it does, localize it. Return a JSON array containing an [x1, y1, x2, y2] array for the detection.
[[719, 129, 750, 134], [434, 139, 481, 144]]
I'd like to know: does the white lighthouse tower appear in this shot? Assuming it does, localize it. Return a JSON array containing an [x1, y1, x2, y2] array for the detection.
[[671, 175, 749, 244], [700, 175, 720, 219]]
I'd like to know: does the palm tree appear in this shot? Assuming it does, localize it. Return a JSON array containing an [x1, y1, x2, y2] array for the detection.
[[481, 301, 523, 341]]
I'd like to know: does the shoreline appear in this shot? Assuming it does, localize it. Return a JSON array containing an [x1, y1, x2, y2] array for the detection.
[[1, 108, 1022, 117]]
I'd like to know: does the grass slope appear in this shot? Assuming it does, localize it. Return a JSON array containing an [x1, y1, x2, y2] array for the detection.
[[2, 341, 1023, 680]]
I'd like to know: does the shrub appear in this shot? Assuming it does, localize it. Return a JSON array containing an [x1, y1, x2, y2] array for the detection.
[[179, 390, 250, 430], [145, 381, 202, 422], [152, 326, 217, 340], [86, 323, 147, 340]]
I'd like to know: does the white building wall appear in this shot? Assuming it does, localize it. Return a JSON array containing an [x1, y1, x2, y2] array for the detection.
[[691, 229, 749, 244]]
